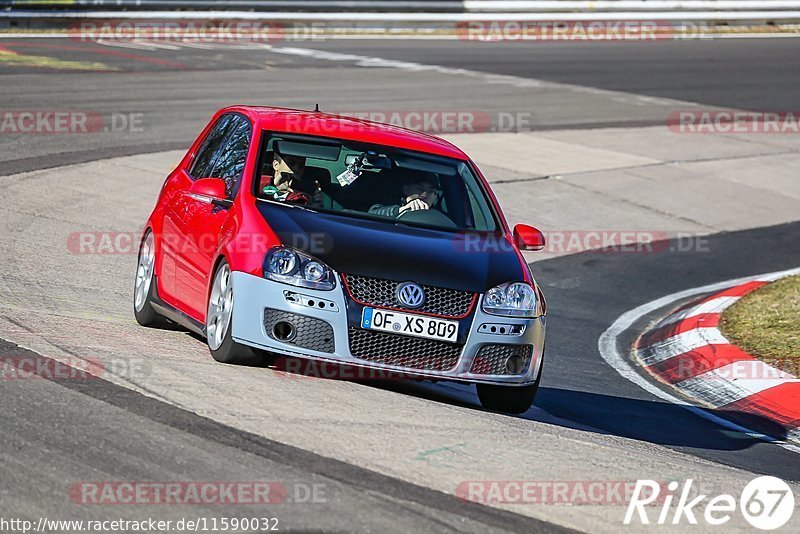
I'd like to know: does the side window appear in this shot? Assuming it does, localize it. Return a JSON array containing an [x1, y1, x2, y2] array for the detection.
[[189, 114, 235, 179], [209, 115, 251, 198], [460, 164, 494, 231], [466, 188, 488, 230]]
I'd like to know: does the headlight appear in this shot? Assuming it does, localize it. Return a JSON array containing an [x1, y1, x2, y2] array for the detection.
[[481, 282, 538, 317], [263, 247, 336, 291], [266, 248, 298, 275]]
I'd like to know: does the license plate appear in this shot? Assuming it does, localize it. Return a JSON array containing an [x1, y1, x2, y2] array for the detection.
[[361, 307, 459, 343]]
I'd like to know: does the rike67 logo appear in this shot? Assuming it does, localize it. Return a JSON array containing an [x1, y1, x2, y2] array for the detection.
[[625, 477, 794, 529]]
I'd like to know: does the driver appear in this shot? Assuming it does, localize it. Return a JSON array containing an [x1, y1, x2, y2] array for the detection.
[[265, 148, 323, 208], [369, 174, 441, 218]]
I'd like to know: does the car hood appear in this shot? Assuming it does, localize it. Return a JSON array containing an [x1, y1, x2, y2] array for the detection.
[[255, 201, 526, 292]]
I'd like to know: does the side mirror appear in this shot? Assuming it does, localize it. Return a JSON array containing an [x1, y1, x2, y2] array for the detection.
[[188, 178, 232, 208], [513, 224, 545, 251]]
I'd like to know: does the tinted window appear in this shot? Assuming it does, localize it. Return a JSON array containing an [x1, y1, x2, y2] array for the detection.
[[210, 116, 251, 198], [189, 114, 235, 178]]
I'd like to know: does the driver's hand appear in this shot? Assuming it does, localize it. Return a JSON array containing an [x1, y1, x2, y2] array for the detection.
[[399, 198, 429, 214]]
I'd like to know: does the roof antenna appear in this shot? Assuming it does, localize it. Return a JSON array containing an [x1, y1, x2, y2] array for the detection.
[[314, 103, 320, 112]]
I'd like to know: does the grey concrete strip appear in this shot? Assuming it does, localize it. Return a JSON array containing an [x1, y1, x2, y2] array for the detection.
[[442, 132, 660, 178]]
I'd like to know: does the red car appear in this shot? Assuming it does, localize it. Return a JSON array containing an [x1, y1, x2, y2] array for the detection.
[[134, 106, 547, 413]]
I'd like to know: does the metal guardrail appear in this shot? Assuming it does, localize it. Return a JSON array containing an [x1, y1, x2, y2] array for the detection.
[[3, 0, 800, 24], [466, 0, 800, 10]]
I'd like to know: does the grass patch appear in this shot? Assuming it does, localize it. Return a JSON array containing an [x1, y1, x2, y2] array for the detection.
[[720, 274, 800, 374]]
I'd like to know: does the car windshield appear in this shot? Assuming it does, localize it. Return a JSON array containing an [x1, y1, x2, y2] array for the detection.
[[254, 132, 499, 232]]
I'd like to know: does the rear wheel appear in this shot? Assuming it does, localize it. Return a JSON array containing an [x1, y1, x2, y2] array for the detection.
[[476, 354, 543, 414], [133, 231, 164, 327], [206, 260, 263, 365]]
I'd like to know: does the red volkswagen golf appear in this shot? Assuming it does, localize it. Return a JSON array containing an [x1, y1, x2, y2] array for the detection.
[[134, 106, 547, 413]]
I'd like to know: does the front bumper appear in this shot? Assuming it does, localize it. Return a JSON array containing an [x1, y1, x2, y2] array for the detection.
[[230, 271, 546, 385]]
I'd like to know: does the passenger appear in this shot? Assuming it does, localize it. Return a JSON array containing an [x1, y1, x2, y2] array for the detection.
[[266, 149, 323, 208]]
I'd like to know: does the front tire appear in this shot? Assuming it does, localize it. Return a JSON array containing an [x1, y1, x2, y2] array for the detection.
[[206, 260, 262, 365], [476, 354, 543, 414]]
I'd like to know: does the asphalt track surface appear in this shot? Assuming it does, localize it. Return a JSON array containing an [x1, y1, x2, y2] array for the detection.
[[1, 36, 800, 532]]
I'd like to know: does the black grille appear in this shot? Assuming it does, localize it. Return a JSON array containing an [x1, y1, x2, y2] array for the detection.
[[470, 344, 533, 375], [348, 328, 462, 372], [343, 274, 475, 318], [264, 308, 334, 353]]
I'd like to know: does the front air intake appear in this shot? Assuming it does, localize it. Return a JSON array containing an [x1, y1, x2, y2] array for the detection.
[[470, 344, 533, 375], [263, 308, 334, 353]]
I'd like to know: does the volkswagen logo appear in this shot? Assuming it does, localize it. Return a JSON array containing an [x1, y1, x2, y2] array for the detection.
[[396, 282, 425, 309]]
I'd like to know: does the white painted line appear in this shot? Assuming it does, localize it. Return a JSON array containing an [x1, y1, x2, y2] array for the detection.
[[638, 327, 729, 365], [135, 40, 183, 51], [95, 38, 163, 51], [254, 43, 703, 108], [598, 266, 800, 452], [171, 41, 223, 49], [713, 32, 800, 37]]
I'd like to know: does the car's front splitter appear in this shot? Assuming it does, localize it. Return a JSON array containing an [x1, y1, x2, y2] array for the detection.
[[229, 271, 545, 386]]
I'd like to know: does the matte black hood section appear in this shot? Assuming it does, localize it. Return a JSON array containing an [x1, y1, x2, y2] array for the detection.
[[255, 201, 525, 292]]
